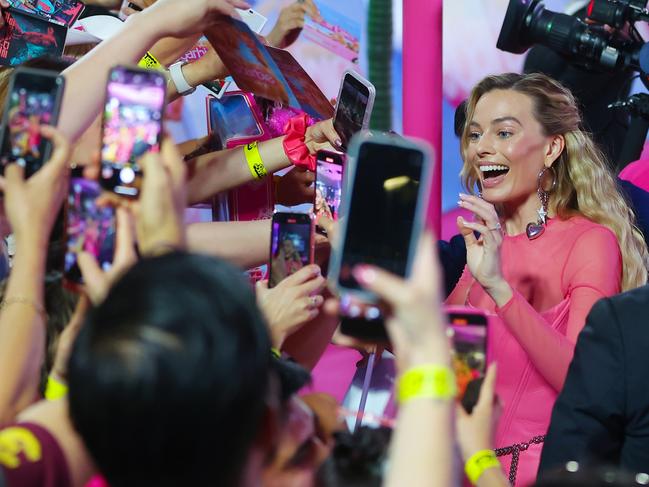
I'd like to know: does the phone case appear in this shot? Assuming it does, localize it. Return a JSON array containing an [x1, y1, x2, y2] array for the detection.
[[0, 66, 65, 175], [268, 212, 315, 288], [328, 131, 433, 303], [333, 69, 376, 131]]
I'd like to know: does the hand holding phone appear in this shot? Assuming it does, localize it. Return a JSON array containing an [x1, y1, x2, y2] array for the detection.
[[333, 70, 375, 150], [0, 67, 65, 177], [269, 212, 314, 288], [314, 150, 345, 224], [329, 132, 432, 307], [99, 66, 166, 197], [446, 306, 489, 413], [64, 177, 116, 285]]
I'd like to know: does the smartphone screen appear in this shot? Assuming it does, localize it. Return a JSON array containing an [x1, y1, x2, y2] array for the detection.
[[269, 212, 313, 288], [0, 67, 64, 177], [64, 177, 115, 284], [447, 310, 488, 413], [334, 73, 371, 150], [100, 66, 166, 197], [315, 150, 344, 222], [337, 141, 426, 293]]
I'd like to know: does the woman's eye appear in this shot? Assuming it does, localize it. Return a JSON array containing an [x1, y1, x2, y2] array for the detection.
[[468, 132, 481, 141], [498, 130, 513, 138]]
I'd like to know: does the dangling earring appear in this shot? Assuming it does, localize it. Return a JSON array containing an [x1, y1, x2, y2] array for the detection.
[[526, 166, 557, 240]]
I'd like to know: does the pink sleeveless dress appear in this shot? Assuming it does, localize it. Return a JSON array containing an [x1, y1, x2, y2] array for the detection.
[[447, 216, 622, 486]]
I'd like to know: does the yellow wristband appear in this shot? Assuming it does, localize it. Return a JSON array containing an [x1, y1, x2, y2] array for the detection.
[[244, 141, 267, 180], [465, 449, 500, 485], [396, 364, 456, 403], [138, 51, 163, 71], [45, 375, 68, 401], [271, 347, 281, 359]]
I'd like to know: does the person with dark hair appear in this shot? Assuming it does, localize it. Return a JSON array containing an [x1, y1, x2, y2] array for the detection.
[[67, 252, 273, 487], [315, 427, 391, 487]]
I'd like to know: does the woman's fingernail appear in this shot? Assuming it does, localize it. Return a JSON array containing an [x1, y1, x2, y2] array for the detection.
[[457, 200, 464, 207], [353, 265, 376, 284], [335, 139, 342, 147]]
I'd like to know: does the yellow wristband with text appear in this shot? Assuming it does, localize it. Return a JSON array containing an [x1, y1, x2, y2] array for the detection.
[[244, 141, 267, 180], [138, 51, 163, 71], [396, 364, 456, 403], [44, 375, 68, 401], [465, 449, 501, 485]]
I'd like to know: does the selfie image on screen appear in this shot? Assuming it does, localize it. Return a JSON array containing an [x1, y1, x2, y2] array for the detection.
[[335, 78, 368, 148], [448, 323, 487, 400], [64, 178, 115, 283], [315, 159, 343, 221], [101, 69, 165, 194], [209, 94, 262, 143], [270, 221, 311, 287], [1, 87, 54, 168], [339, 143, 423, 290]]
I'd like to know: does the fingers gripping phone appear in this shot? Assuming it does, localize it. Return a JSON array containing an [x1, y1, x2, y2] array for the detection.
[[333, 70, 375, 151], [0, 67, 65, 177], [64, 177, 116, 284], [446, 306, 489, 414], [329, 132, 432, 306], [99, 65, 166, 197], [315, 150, 345, 224], [269, 212, 314, 288]]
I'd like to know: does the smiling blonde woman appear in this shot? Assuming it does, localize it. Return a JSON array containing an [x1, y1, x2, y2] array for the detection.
[[446, 72, 649, 486]]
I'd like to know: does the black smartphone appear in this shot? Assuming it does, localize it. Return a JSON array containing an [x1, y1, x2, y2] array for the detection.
[[333, 70, 375, 150], [99, 65, 166, 197], [269, 212, 314, 288], [315, 150, 345, 225], [0, 67, 65, 177], [447, 306, 489, 413], [329, 132, 432, 308], [64, 177, 116, 284]]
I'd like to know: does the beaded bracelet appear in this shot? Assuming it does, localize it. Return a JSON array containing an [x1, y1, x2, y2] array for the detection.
[[396, 364, 456, 403], [465, 449, 501, 485]]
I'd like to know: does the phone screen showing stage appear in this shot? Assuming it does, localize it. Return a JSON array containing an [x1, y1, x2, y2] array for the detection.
[[269, 214, 312, 288], [0, 70, 63, 176], [334, 74, 369, 149], [100, 66, 165, 197], [64, 177, 115, 284], [448, 312, 488, 413], [315, 154, 344, 221]]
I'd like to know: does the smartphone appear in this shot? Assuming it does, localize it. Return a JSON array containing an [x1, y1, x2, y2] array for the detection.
[[446, 306, 489, 413], [269, 212, 314, 288], [329, 132, 432, 304], [64, 177, 116, 284], [315, 150, 345, 224], [333, 70, 375, 150], [0, 67, 65, 177], [99, 65, 166, 197], [235, 7, 268, 34], [207, 92, 266, 148]]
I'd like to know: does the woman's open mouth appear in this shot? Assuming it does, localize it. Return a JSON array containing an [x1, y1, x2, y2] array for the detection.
[[479, 164, 510, 188]]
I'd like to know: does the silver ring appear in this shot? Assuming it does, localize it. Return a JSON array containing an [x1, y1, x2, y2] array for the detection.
[[488, 222, 502, 231]]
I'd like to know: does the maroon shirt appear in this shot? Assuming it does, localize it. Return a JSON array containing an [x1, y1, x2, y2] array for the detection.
[[0, 422, 70, 487]]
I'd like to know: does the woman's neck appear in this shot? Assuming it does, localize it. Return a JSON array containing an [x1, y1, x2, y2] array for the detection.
[[500, 191, 554, 236]]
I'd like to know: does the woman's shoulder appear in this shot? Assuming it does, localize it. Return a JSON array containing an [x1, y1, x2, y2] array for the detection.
[[551, 215, 618, 247]]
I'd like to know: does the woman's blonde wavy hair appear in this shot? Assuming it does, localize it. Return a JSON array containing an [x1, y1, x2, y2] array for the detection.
[[460, 72, 648, 291]]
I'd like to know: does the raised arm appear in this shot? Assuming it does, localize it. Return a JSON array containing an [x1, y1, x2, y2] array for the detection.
[[59, 0, 248, 142]]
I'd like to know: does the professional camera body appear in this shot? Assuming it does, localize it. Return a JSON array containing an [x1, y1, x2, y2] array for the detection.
[[497, 0, 649, 76]]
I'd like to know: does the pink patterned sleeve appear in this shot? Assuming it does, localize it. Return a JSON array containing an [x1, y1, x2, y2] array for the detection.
[[496, 226, 622, 391]]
